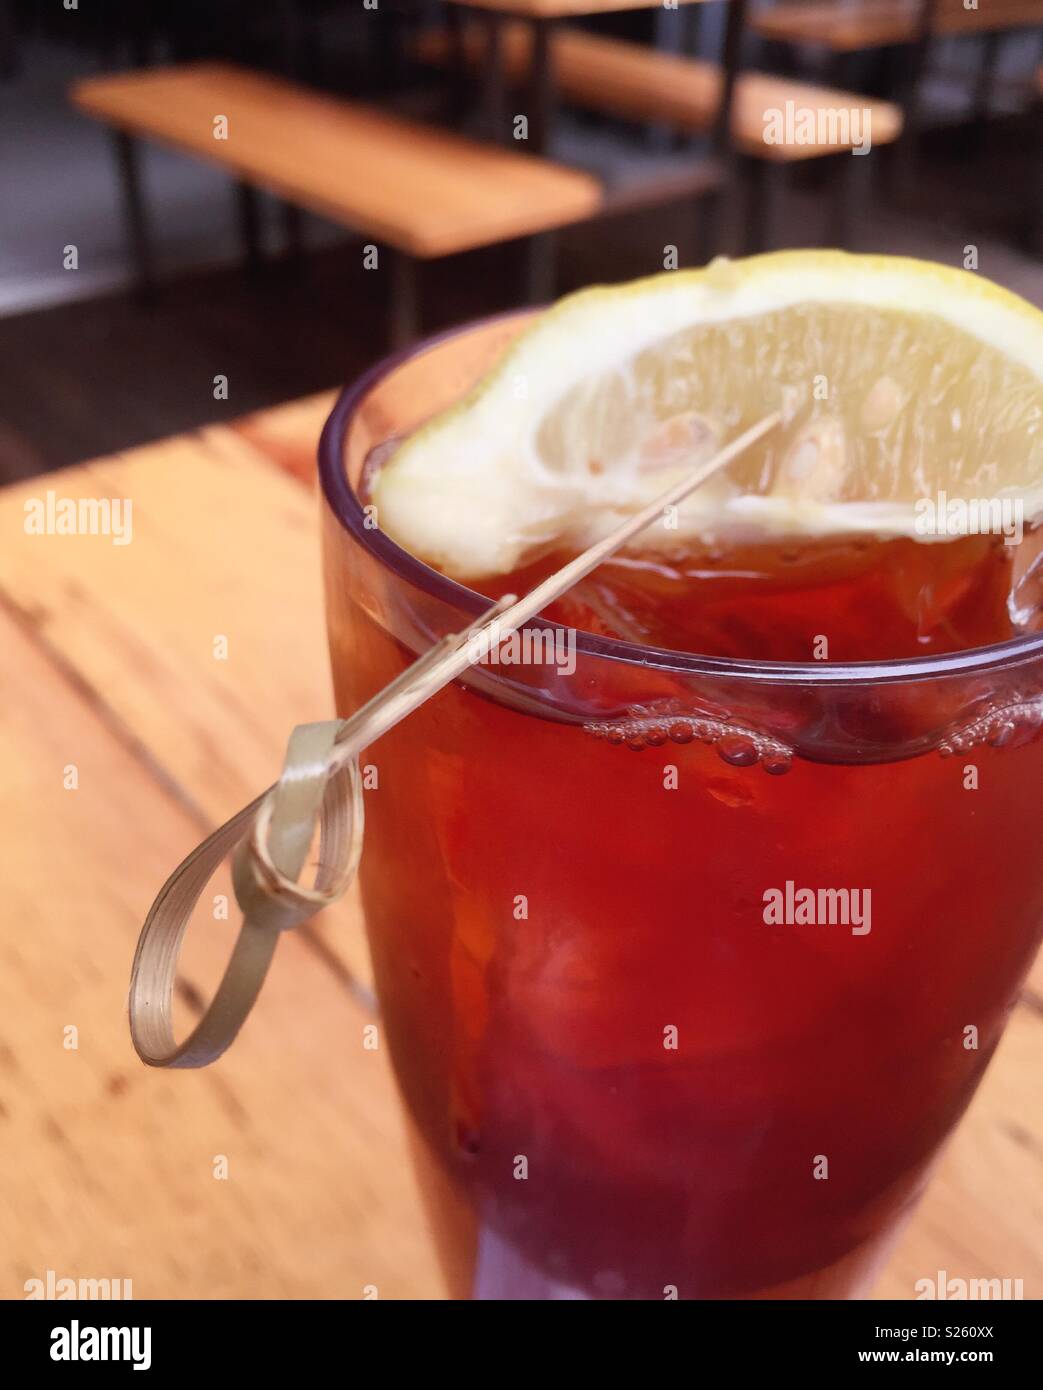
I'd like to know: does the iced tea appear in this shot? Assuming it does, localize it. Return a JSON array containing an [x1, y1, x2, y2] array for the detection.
[[321, 315, 1043, 1300]]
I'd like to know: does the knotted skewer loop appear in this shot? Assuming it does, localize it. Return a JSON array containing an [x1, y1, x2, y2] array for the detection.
[[129, 721, 362, 1068], [128, 411, 781, 1068]]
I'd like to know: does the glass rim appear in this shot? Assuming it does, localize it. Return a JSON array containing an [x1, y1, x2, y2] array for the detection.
[[318, 312, 1043, 689]]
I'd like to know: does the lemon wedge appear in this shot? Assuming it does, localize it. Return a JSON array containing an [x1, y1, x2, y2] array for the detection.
[[374, 251, 1043, 580]]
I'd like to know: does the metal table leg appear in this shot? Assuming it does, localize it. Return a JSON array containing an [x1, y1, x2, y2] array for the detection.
[[113, 131, 156, 300]]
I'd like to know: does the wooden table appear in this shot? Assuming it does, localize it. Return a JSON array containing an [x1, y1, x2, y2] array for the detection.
[[1, 395, 1041, 1299]]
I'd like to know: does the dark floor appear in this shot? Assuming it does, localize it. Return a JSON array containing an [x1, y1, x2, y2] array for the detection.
[[1, 108, 1040, 480]]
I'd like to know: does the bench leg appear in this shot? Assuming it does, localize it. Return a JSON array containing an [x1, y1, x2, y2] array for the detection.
[[647, 6, 686, 153], [892, 34, 931, 203], [445, 6, 471, 125], [831, 152, 872, 250], [235, 180, 263, 273], [961, 30, 1002, 158], [744, 159, 786, 255], [525, 231, 558, 305], [113, 132, 155, 301], [1033, 105, 1043, 259], [527, 18, 559, 156], [481, 14, 508, 144], [713, 0, 747, 161], [710, 0, 748, 259], [971, 31, 1002, 127], [830, 49, 862, 96], [0, 0, 18, 80], [389, 251, 421, 349], [694, 187, 725, 266], [280, 201, 304, 262]]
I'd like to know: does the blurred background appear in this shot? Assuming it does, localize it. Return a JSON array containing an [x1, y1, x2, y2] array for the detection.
[[2, 0, 1042, 1303], [1, 0, 1041, 480]]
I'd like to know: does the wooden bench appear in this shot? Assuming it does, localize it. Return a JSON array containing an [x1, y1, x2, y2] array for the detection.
[[417, 23, 903, 246], [753, 0, 1043, 52], [752, 0, 1043, 189], [71, 62, 602, 342]]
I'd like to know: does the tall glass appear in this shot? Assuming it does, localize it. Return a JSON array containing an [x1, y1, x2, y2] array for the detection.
[[319, 316, 1043, 1300]]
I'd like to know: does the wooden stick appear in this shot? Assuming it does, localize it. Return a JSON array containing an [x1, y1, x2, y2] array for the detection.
[[128, 410, 781, 1068], [329, 410, 780, 768]]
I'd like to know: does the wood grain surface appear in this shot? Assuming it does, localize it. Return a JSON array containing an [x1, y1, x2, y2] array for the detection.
[[418, 23, 903, 159], [0, 395, 1039, 1299], [71, 63, 602, 260], [753, 0, 1043, 51], [446, 0, 707, 16]]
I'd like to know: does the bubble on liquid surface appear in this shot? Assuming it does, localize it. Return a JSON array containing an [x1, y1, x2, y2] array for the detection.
[[761, 751, 793, 775], [717, 735, 759, 767], [584, 702, 794, 773], [938, 693, 1043, 757]]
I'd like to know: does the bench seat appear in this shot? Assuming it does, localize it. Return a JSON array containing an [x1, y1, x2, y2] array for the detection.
[[71, 62, 602, 259], [753, 0, 1043, 52], [417, 24, 903, 160]]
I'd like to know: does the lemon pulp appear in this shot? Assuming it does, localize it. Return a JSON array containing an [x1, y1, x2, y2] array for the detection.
[[373, 253, 1043, 581]]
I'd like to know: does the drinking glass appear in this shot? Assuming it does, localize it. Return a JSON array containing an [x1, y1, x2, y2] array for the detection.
[[319, 315, 1043, 1300]]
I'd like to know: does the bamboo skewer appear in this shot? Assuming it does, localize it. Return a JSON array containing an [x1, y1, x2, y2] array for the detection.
[[129, 411, 780, 1067], [326, 410, 782, 771]]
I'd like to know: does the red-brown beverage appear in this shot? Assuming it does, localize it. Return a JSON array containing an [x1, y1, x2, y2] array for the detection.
[[320, 312, 1043, 1300]]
